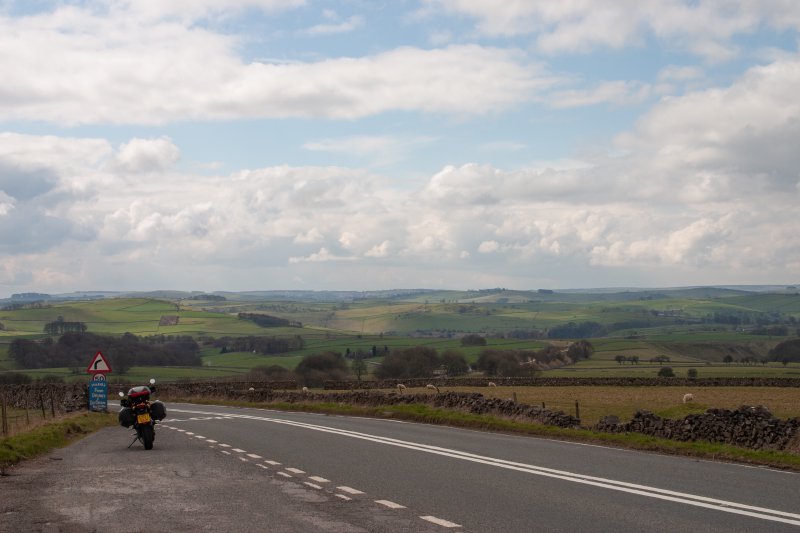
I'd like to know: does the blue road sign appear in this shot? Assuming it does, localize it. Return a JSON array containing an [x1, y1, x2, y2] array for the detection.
[[88, 380, 108, 411]]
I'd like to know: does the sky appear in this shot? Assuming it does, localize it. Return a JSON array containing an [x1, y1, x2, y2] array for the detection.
[[1, 0, 799, 296]]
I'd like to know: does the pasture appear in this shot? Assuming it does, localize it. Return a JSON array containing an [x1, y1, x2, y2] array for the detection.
[[1, 290, 798, 382], [378, 385, 800, 426]]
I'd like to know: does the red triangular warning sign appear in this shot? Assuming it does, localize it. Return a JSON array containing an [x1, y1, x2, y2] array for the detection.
[[87, 351, 112, 374]]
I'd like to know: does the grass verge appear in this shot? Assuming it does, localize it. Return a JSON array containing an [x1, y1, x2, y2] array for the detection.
[[175, 397, 800, 472], [0, 412, 116, 473]]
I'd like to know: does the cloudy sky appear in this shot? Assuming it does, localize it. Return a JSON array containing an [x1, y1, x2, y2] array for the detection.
[[1, 0, 799, 296]]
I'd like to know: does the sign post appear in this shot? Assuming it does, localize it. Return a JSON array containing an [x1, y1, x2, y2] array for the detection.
[[87, 351, 112, 412]]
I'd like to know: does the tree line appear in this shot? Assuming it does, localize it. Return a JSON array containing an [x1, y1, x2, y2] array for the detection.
[[238, 313, 302, 328], [43, 318, 88, 335], [8, 332, 201, 373], [248, 340, 594, 387]]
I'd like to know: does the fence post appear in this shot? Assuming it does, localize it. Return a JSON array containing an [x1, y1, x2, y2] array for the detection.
[[1, 392, 8, 436], [40, 391, 46, 419], [50, 390, 56, 418], [575, 400, 580, 420]]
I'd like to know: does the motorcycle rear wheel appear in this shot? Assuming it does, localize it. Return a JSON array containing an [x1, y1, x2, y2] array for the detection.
[[140, 424, 155, 450]]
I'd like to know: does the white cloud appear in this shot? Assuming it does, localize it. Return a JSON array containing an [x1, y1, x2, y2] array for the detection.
[[303, 135, 436, 166], [289, 247, 354, 263], [549, 80, 651, 108], [302, 15, 363, 36], [0, 5, 551, 125], [478, 240, 500, 253], [119, 0, 307, 22], [423, 0, 800, 60], [109, 137, 181, 174]]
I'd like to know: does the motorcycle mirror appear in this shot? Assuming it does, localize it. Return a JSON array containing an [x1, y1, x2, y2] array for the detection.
[[118, 391, 124, 398], [149, 378, 156, 385]]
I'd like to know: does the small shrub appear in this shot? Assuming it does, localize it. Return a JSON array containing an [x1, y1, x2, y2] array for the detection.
[[658, 366, 675, 378], [460, 334, 487, 347], [687, 368, 698, 379]]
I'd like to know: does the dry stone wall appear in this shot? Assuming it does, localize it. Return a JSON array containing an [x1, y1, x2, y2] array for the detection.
[[595, 406, 800, 451], [0, 383, 87, 412]]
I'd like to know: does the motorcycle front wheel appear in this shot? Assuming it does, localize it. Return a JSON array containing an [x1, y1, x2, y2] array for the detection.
[[140, 424, 155, 450]]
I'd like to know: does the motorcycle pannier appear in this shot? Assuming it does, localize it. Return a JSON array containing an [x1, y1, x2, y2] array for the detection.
[[118, 407, 134, 428], [150, 400, 167, 421]]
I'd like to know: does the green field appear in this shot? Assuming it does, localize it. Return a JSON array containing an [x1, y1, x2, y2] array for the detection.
[[1, 289, 798, 382]]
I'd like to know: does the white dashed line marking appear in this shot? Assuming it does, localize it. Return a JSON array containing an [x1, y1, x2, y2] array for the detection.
[[304, 482, 323, 490], [185, 432, 195, 435], [206, 439, 217, 443], [420, 516, 461, 528], [277, 472, 292, 478], [337, 486, 364, 495], [264, 460, 281, 466], [195, 435, 205, 439], [335, 494, 352, 501], [246, 454, 262, 459], [232, 448, 246, 453], [285, 468, 305, 474], [176, 429, 186, 433], [218, 444, 231, 448], [256, 464, 269, 470], [239, 457, 249, 463], [221, 451, 231, 455], [375, 500, 406, 509], [308, 476, 330, 483]]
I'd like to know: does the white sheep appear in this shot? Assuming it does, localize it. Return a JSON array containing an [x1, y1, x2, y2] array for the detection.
[[487, 382, 497, 388], [426, 383, 440, 394], [302, 386, 309, 393], [682, 393, 694, 403], [396, 383, 407, 394]]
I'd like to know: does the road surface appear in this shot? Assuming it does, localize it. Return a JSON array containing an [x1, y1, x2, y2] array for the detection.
[[2, 401, 799, 532]]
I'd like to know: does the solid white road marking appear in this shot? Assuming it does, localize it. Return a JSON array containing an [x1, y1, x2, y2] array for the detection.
[[169, 407, 800, 527], [421, 516, 461, 528], [337, 486, 364, 495], [376, 500, 406, 509], [308, 476, 330, 483], [286, 467, 305, 474]]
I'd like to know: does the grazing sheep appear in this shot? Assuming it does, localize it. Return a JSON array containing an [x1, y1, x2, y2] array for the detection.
[[302, 386, 309, 393], [248, 387, 255, 392], [396, 383, 407, 394], [426, 383, 440, 394], [683, 393, 694, 403], [487, 382, 497, 388]]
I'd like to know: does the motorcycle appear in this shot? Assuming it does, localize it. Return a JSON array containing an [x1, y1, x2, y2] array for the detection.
[[118, 378, 166, 450]]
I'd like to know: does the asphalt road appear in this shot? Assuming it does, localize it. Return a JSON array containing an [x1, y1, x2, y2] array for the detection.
[[3, 402, 799, 532]]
